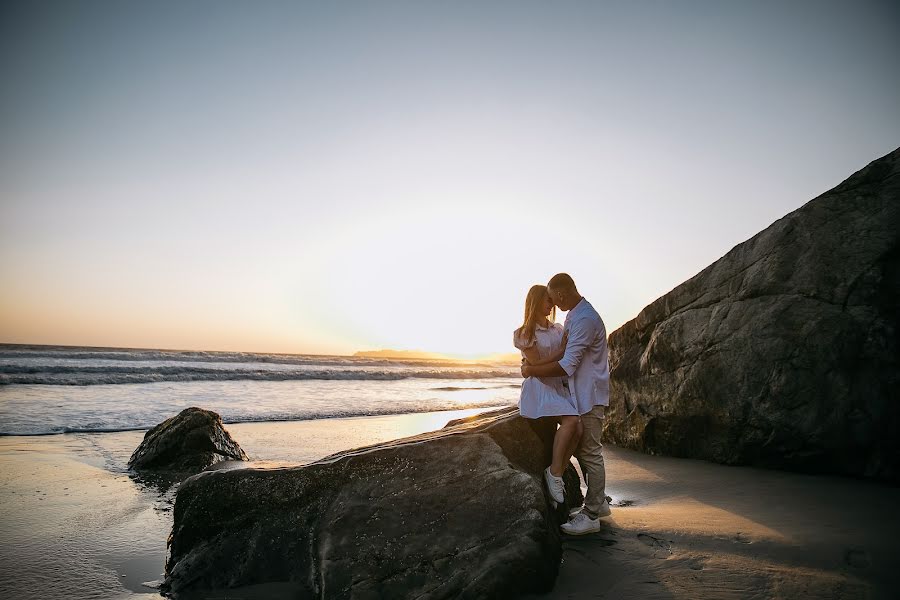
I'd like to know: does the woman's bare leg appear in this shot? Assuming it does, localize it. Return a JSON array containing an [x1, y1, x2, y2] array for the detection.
[[550, 416, 582, 477], [566, 418, 583, 461]]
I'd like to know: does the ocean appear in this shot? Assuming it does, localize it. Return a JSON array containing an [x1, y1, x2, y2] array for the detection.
[[0, 344, 522, 436]]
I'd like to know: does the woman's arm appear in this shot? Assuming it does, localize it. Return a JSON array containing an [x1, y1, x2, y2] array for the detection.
[[520, 345, 543, 367], [521, 332, 568, 367]]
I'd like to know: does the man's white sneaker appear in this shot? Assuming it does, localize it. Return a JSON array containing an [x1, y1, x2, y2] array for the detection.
[[570, 497, 612, 518], [544, 467, 565, 504], [561, 511, 603, 535]]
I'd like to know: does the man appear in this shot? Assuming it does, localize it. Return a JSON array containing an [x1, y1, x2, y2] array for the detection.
[[521, 273, 610, 535]]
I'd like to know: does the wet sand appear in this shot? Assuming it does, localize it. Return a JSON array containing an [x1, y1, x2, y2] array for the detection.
[[2, 411, 898, 599], [0, 432, 167, 599]]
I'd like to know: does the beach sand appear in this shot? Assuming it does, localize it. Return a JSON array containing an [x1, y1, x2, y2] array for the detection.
[[533, 447, 900, 600], [2, 410, 898, 599]]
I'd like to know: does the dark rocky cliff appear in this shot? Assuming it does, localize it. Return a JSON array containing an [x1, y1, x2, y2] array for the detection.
[[604, 147, 900, 481]]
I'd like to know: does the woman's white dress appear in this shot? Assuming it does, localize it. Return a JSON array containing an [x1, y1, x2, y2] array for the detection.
[[514, 323, 578, 419]]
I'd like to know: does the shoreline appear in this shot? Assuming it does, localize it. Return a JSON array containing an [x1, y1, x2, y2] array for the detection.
[[0, 403, 518, 438]]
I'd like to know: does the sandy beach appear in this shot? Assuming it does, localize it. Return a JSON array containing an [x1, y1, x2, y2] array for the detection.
[[536, 448, 900, 600], [2, 409, 898, 599]]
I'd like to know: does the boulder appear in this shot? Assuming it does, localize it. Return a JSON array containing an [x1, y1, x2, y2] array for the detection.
[[128, 407, 248, 473], [443, 406, 519, 428], [605, 147, 900, 480], [162, 407, 583, 598]]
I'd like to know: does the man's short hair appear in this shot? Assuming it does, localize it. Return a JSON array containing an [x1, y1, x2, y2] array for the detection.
[[547, 273, 577, 292]]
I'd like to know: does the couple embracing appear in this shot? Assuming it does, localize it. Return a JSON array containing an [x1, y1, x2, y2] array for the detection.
[[515, 273, 610, 535]]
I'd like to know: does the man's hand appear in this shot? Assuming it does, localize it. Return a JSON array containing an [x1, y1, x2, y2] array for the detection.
[[520, 364, 531, 378]]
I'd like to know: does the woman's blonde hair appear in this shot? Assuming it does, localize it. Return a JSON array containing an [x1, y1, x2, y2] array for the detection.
[[516, 284, 556, 347]]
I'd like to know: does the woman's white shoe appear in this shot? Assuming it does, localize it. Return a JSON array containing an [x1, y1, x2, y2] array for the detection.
[[544, 467, 565, 504]]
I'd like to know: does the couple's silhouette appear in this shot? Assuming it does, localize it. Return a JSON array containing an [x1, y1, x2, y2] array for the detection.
[[515, 273, 611, 535]]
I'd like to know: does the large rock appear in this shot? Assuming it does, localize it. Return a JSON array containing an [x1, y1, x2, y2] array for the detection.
[[162, 407, 583, 598], [605, 147, 900, 480], [128, 407, 248, 473]]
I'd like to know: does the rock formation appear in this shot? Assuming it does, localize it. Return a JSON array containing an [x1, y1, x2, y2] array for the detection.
[[128, 407, 248, 473], [605, 147, 900, 480], [163, 407, 583, 598]]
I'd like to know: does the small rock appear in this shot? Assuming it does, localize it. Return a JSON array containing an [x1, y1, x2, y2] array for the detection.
[[128, 407, 248, 473]]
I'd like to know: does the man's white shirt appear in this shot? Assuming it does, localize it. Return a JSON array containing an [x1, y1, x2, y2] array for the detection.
[[558, 298, 610, 414]]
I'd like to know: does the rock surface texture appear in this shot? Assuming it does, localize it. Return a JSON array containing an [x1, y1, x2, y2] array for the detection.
[[163, 407, 582, 598], [605, 147, 900, 480], [128, 407, 248, 473]]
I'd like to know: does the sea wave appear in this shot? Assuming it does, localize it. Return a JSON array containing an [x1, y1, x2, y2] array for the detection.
[[0, 346, 513, 368], [0, 364, 519, 386], [0, 399, 516, 436]]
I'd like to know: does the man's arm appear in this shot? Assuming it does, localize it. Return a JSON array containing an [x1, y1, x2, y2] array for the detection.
[[521, 317, 594, 378], [521, 331, 568, 367], [521, 322, 592, 378], [521, 360, 567, 378], [557, 317, 593, 377]]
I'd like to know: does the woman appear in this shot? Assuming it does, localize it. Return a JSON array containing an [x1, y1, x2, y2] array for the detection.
[[514, 284, 582, 506]]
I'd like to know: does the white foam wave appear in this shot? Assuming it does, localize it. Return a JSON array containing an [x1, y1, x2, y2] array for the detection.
[[0, 399, 516, 436], [0, 345, 511, 368], [0, 365, 518, 386]]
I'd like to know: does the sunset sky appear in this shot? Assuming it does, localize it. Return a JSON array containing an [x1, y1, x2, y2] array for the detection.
[[1, 1, 898, 358]]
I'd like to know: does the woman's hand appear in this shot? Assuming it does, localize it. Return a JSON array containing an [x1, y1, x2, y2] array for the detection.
[[521, 346, 541, 367], [553, 331, 569, 361]]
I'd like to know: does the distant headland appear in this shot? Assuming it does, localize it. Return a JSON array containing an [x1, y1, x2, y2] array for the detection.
[[354, 349, 520, 364], [353, 349, 453, 361]]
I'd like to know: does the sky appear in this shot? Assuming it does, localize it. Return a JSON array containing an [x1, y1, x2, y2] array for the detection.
[[1, 1, 898, 358]]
